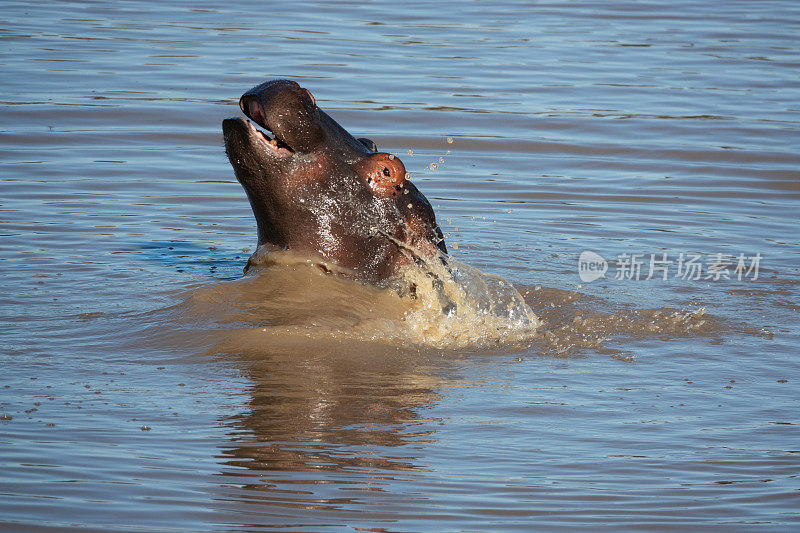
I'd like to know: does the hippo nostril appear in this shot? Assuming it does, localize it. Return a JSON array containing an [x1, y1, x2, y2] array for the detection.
[[383, 167, 391, 177], [241, 97, 267, 129]]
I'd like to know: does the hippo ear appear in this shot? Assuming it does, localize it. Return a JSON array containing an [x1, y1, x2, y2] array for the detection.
[[356, 152, 407, 198], [358, 138, 378, 152]]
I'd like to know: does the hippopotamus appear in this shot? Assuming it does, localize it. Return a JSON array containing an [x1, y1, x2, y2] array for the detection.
[[222, 79, 447, 285]]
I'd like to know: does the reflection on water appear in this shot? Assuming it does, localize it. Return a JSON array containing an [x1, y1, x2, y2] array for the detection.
[[2, 0, 799, 530], [223, 349, 442, 479]]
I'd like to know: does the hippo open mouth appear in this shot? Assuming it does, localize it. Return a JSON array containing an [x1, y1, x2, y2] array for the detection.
[[237, 118, 294, 157], [222, 79, 446, 285]]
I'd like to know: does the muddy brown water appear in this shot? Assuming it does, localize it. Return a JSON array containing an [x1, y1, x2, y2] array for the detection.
[[1, 1, 799, 531]]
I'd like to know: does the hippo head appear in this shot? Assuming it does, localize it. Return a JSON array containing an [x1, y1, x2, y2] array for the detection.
[[222, 79, 446, 284]]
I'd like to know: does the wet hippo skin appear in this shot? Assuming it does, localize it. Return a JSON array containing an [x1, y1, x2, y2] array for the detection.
[[222, 79, 447, 285]]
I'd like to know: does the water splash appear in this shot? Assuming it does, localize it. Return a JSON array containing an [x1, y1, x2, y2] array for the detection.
[[395, 256, 540, 349], [185, 245, 540, 351], [181, 247, 719, 356]]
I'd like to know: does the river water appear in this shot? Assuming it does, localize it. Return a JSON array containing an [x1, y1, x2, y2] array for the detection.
[[2, 1, 799, 531]]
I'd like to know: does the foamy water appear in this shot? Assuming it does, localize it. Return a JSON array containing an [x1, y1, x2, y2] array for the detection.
[[180, 247, 540, 352]]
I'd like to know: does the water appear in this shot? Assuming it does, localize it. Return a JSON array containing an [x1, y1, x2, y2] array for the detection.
[[2, 0, 799, 530]]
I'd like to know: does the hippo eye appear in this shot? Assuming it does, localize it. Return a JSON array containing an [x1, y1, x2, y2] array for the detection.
[[382, 167, 391, 177]]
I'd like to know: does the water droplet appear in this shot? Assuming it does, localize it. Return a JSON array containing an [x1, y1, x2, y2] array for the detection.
[[446, 137, 453, 144]]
